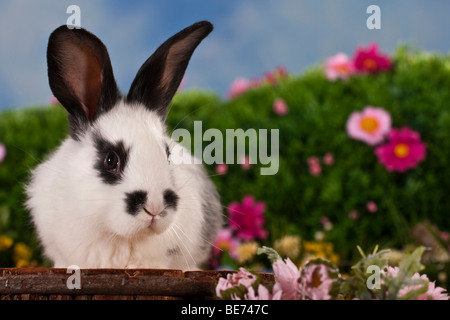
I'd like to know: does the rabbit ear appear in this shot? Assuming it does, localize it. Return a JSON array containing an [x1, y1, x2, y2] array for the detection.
[[127, 21, 213, 121], [47, 26, 120, 137]]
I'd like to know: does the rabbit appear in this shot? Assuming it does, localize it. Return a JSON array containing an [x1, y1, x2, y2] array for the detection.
[[25, 21, 223, 271]]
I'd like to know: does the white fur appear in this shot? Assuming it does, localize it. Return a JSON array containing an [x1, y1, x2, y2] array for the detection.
[[26, 101, 215, 270]]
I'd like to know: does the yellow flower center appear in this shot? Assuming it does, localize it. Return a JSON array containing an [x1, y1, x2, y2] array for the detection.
[[335, 64, 349, 74], [312, 268, 323, 288], [363, 58, 378, 70], [360, 117, 379, 133], [394, 143, 410, 158], [217, 240, 231, 252]]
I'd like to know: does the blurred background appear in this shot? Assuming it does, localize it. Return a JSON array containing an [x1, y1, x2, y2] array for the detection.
[[1, 0, 450, 296], [1, 0, 450, 110]]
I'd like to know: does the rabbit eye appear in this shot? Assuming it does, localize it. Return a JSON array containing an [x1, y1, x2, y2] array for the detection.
[[94, 134, 129, 185], [104, 151, 120, 172]]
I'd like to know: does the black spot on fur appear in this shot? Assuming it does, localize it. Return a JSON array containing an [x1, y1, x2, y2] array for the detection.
[[167, 247, 181, 256], [93, 133, 129, 185], [163, 189, 179, 210], [125, 190, 148, 216], [165, 143, 170, 159]]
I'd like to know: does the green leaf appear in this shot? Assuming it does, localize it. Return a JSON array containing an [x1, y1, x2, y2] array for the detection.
[[0, 205, 10, 231], [386, 246, 426, 300], [257, 246, 281, 264]]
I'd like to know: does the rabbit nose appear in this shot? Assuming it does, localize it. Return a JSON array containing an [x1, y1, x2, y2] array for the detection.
[[143, 203, 164, 217]]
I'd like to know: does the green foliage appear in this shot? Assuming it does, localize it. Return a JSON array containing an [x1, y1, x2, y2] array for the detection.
[[179, 47, 450, 266], [257, 246, 282, 264], [1, 47, 450, 270], [0, 106, 68, 264], [341, 246, 429, 300]]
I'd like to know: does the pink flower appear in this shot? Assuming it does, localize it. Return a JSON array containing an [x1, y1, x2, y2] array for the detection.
[[272, 258, 301, 300], [307, 156, 322, 176], [274, 65, 289, 78], [353, 43, 392, 73], [215, 267, 258, 299], [213, 228, 239, 259], [263, 66, 289, 85], [177, 77, 186, 92], [0, 143, 6, 164], [240, 155, 252, 170], [49, 96, 60, 105], [422, 281, 450, 300], [366, 201, 378, 213], [273, 98, 289, 115], [346, 106, 392, 145], [439, 231, 449, 242], [319, 216, 330, 225], [348, 210, 359, 220], [244, 284, 282, 300], [307, 156, 320, 166], [324, 52, 357, 81], [228, 195, 268, 241], [300, 264, 335, 300], [385, 267, 449, 300], [375, 127, 426, 172], [215, 163, 228, 175], [227, 77, 252, 99], [323, 152, 334, 166], [309, 164, 321, 176]]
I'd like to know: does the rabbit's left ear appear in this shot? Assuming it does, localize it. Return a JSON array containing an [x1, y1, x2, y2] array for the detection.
[[127, 21, 213, 121]]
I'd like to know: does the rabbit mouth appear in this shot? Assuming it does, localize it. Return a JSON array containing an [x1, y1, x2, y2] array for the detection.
[[143, 207, 168, 218], [143, 208, 170, 233]]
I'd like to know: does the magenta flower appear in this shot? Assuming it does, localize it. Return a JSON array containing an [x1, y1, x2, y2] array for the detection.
[[375, 127, 426, 172], [228, 195, 268, 241], [240, 155, 252, 170], [0, 143, 6, 164], [353, 43, 392, 73], [215, 163, 228, 175], [272, 258, 301, 300], [346, 106, 392, 145], [324, 52, 357, 81], [273, 98, 289, 116], [213, 228, 239, 259], [227, 77, 252, 99], [300, 264, 335, 300]]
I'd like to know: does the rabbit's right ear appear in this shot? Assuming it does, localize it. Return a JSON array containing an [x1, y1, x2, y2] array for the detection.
[[47, 26, 120, 139]]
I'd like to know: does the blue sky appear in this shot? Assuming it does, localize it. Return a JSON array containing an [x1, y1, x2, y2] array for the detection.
[[0, 0, 449, 110]]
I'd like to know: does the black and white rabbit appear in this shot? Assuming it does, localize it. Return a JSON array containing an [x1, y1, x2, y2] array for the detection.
[[26, 21, 223, 270]]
